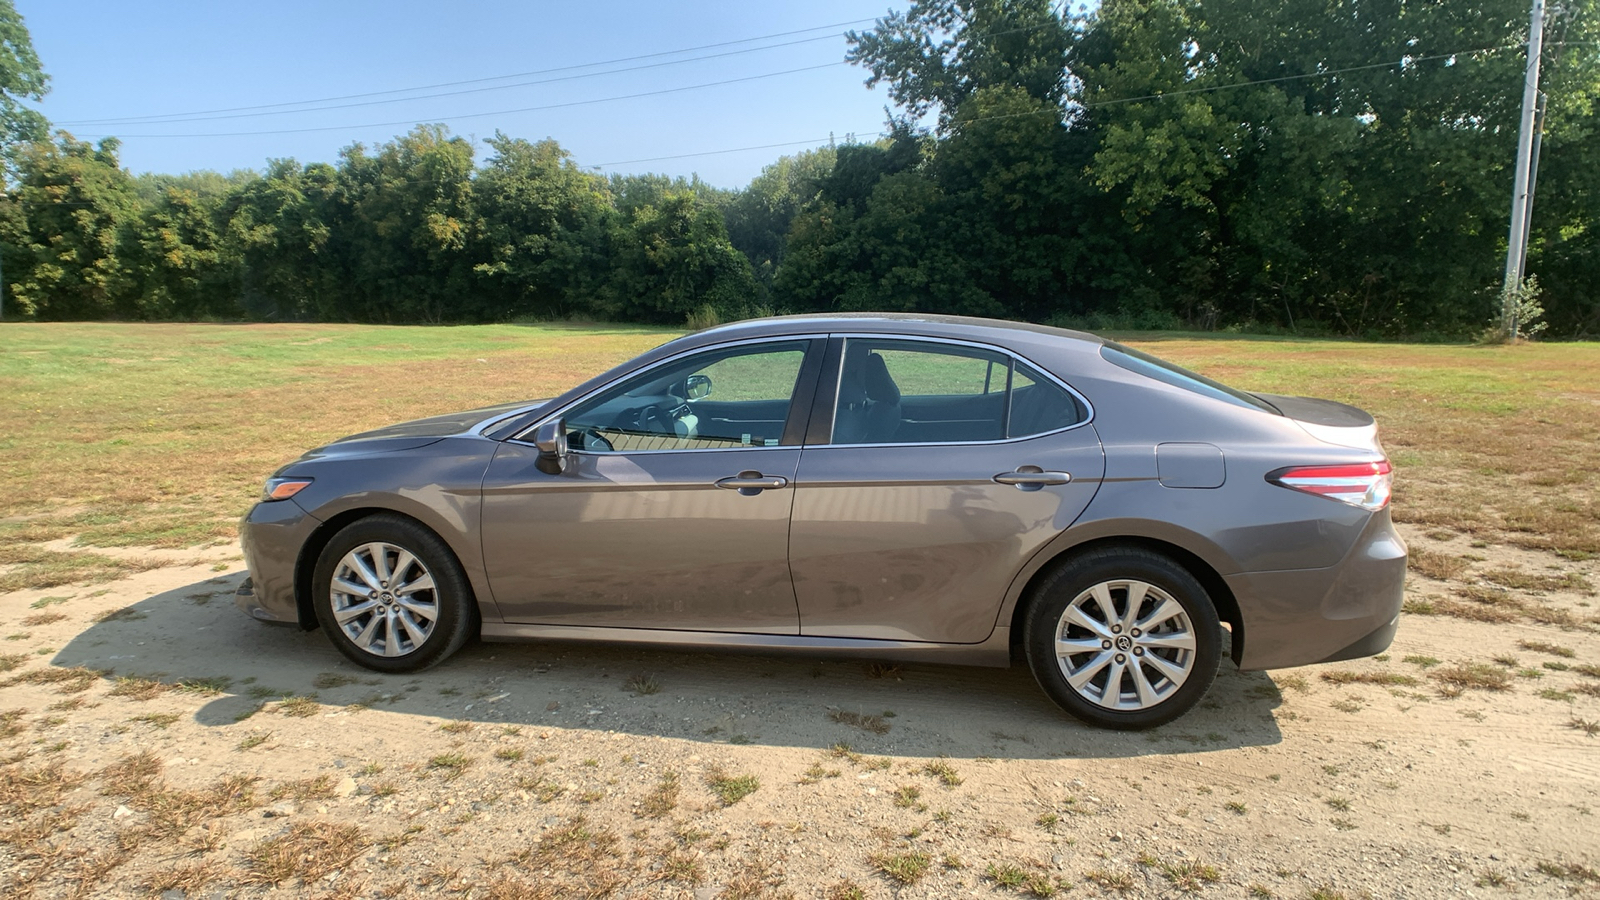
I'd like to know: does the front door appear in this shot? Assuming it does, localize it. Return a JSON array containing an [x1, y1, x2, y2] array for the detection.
[[481, 338, 822, 633], [789, 337, 1105, 643]]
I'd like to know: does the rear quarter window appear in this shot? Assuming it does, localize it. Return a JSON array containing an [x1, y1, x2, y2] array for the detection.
[[1099, 342, 1281, 414]]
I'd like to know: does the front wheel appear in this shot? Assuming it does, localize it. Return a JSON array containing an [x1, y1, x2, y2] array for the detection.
[[1024, 547, 1222, 730], [311, 514, 477, 673]]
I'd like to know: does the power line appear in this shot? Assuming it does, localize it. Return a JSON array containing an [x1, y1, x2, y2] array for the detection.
[[58, 33, 851, 127], [73, 62, 849, 139], [58, 17, 880, 126]]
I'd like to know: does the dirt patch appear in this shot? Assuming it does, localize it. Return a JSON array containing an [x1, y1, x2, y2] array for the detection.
[[1, 524, 1597, 898]]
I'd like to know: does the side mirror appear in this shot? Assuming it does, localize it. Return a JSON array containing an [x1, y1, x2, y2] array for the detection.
[[533, 419, 567, 474], [685, 373, 713, 400]]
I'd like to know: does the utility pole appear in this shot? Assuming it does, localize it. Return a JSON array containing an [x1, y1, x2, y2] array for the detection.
[[1501, 0, 1545, 340]]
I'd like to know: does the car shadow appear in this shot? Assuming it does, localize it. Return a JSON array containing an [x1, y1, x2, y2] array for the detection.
[[51, 574, 1284, 759]]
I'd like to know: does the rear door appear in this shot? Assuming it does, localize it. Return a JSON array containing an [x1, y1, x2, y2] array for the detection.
[[789, 337, 1105, 643], [481, 337, 824, 633]]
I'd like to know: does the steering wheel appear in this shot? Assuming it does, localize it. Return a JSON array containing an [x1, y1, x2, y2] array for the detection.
[[634, 404, 680, 435], [577, 428, 613, 452]]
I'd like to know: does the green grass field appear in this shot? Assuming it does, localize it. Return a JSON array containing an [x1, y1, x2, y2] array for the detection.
[[1, 322, 1597, 590]]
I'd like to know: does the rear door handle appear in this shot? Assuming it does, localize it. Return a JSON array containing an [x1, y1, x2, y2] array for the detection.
[[715, 471, 790, 495], [994, 468, 1071, 490]]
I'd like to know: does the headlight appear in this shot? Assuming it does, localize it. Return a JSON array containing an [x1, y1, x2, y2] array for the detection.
[[262, 477, 313, 502]]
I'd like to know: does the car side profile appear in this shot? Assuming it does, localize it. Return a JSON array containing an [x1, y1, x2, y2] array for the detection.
[[238, 314, 1405, 728]]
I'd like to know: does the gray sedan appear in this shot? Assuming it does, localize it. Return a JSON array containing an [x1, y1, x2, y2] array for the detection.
[[238, 314, 1405, 728]]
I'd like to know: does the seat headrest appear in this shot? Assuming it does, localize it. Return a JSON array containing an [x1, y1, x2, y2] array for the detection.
[[864, 352, 900, 403]]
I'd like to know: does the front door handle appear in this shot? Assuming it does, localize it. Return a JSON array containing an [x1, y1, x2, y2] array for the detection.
[[994, 467, 1072, 491], [715, 471, 790, 495]]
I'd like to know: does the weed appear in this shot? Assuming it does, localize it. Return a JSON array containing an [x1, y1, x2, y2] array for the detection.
[[1084, 868, 1135, 890], [623, 671, 660, 695], [1321, 670, 1418, 686], [1403, 655, 1441, 668], [428, 753, 474, 779], [108, 676, 169, 701], [1432, 662, 1513, 692], [1275, 673, 1309, 692], [1518, 639, 1576, 657], [705, 767, 759, 806], [277, 695, 319, 717], [1326, 797, 1351, 811], [269, 774, 335, 801], [922, 759, 963, 787], [987, 861, 1027, 888], [1536, 860, 1600, 883], [93, 606, 147, 623], [1409, 547, 1469, 580], [1540, 688, 1576, 702], [1037, 811, 1060, 829], [236, 731, 271, 751], [21, 612, 66, 627], [1476, 868, 1512, 888], [825, 879, 867, 900], [439, 719, 473, 734], [639, 770, 680, 818], [871, 850, 931, 885], [494, 747, 524, 761], [864, 662, 903, 679], [1160, 858, 1222, 892], [0, 653, 29, 673], [1483, 568, 1593, 593], [1226, 800, 1248, 814], [130, 712, 180, 729], [828, 708, 891, 734], [893, 784, 923, 808], [1567, 718, 1599, 737], [312, 672, 360, 690], [244, 821, 369, 884]]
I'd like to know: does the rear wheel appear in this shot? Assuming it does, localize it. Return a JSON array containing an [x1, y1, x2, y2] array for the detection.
[[311, 514, 477, 673], [1024, 547, 1221, 729]]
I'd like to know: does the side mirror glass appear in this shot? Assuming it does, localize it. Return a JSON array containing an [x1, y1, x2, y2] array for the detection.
[[533, 419, 567, 474], [685, 373, 713, 400]]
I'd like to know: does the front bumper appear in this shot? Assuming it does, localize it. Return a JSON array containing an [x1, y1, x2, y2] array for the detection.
[[1226, 509, 1407, 670], [237, 500, 321, 626]]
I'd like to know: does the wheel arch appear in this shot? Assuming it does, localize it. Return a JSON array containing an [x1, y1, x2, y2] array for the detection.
[[1004, 532, 1244, 667], [293, 507, 482, 632]]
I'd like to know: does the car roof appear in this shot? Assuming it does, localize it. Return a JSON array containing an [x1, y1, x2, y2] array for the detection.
[[684, 313, 1106, 349]]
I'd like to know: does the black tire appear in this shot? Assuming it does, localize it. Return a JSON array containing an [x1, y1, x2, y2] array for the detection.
[[1023, 547, 1221, 730], [311, 514, 478, 673]]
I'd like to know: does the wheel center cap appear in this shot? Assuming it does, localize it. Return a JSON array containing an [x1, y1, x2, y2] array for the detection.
[[381, 593, 393, 602], [1114, 635, 1134, 652]]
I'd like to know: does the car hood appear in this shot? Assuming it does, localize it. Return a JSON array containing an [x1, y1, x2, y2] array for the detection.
[[301, 399, 552, 459]]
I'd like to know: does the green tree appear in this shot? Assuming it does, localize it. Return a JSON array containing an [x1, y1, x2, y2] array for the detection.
[[227, 159, 343, 321], [0, 0, 48, 179], [719, 146, 836, 295], [846, 0, 1069, 126], [336, 125, 479, 322], [473, 134, 614, 320], [599, 190, 758, 324], [3, 134, 140, 319]]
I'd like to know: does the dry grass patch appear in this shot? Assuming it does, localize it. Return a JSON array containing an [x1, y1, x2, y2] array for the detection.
[[245, 821, 369, 885], [6, 664, 101, 694], [828, 708, 891, 734], [1432, 663, 1514, 693], [1482, 567, 1594, 594], [107, 675, 170, 701], [21, 612, 67, 626], [277, 695, 320, 717], [269, 774, 335, 802], [1518, 639, 1576, 657], [1320, 670, 1419, 687], [0, 652, 29, 673], [1409, 548, 1470, 581], [144, 861, 231, 896], [638, 770, 679, 818]]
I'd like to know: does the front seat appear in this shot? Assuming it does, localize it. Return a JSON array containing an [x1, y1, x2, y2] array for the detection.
[[833, 350, 902, 444], [859, 352, 902, 443]]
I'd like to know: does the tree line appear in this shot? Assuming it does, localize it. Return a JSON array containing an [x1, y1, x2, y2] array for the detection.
[[2, 0, 1598, 337]]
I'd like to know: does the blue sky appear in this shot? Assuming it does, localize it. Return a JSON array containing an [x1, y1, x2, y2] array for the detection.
[[20, 1, 909, 187]]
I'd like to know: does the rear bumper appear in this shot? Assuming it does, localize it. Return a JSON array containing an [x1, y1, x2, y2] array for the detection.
[[1227, 509, 1406, 670], [237, 500, 320, 626]]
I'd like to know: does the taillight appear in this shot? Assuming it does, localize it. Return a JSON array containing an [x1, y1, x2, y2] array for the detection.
[[1267, 460, 1392, 511]]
